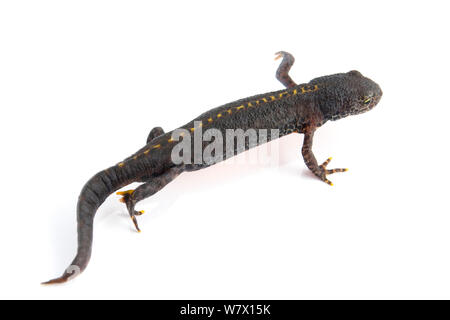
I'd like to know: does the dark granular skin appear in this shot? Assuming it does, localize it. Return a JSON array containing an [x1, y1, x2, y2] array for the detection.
[[43, 52, 382, 284]]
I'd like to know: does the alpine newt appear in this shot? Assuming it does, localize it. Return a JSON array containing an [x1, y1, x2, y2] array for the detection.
[[43, 51, 382, 284]]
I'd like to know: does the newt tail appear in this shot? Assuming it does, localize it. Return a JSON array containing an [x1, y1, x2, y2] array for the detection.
[[42, 167, 134, 284]]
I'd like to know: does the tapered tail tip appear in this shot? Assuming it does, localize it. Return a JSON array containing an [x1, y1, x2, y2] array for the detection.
[[42, 265, 82, 285], [41, 276, 69, 285]]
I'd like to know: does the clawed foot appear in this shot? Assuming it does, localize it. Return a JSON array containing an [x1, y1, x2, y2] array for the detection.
[[116, 189, 145, 233], [128, 209, 146, 233], [316, 157, 348, 186], [274, 51, 292, 61], [129, 213, 142, 233], [274, 52, 284, 60], [117, 189, 134, 203]]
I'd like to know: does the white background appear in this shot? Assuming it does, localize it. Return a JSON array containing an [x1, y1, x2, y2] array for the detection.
[[1, 0, 449, 299]]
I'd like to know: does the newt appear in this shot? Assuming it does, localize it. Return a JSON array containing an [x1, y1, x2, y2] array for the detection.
[[43, 51, 382, 284]]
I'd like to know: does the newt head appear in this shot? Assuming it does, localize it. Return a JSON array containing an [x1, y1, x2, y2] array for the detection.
[[345, 70, 383, 116], [312, 70, 383, 121]]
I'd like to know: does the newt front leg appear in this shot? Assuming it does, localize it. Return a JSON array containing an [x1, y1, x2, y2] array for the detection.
[[275, 51, 297, 88], [301, 129, 348, 185]]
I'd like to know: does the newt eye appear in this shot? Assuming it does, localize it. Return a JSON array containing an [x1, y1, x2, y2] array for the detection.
[[363, 97, 372, 104]]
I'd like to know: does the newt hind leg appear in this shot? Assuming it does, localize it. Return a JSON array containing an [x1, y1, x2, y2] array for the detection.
[[116, 166, 184, 232], [147, 127, 165, 144], [274, 51, 297, 89]]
